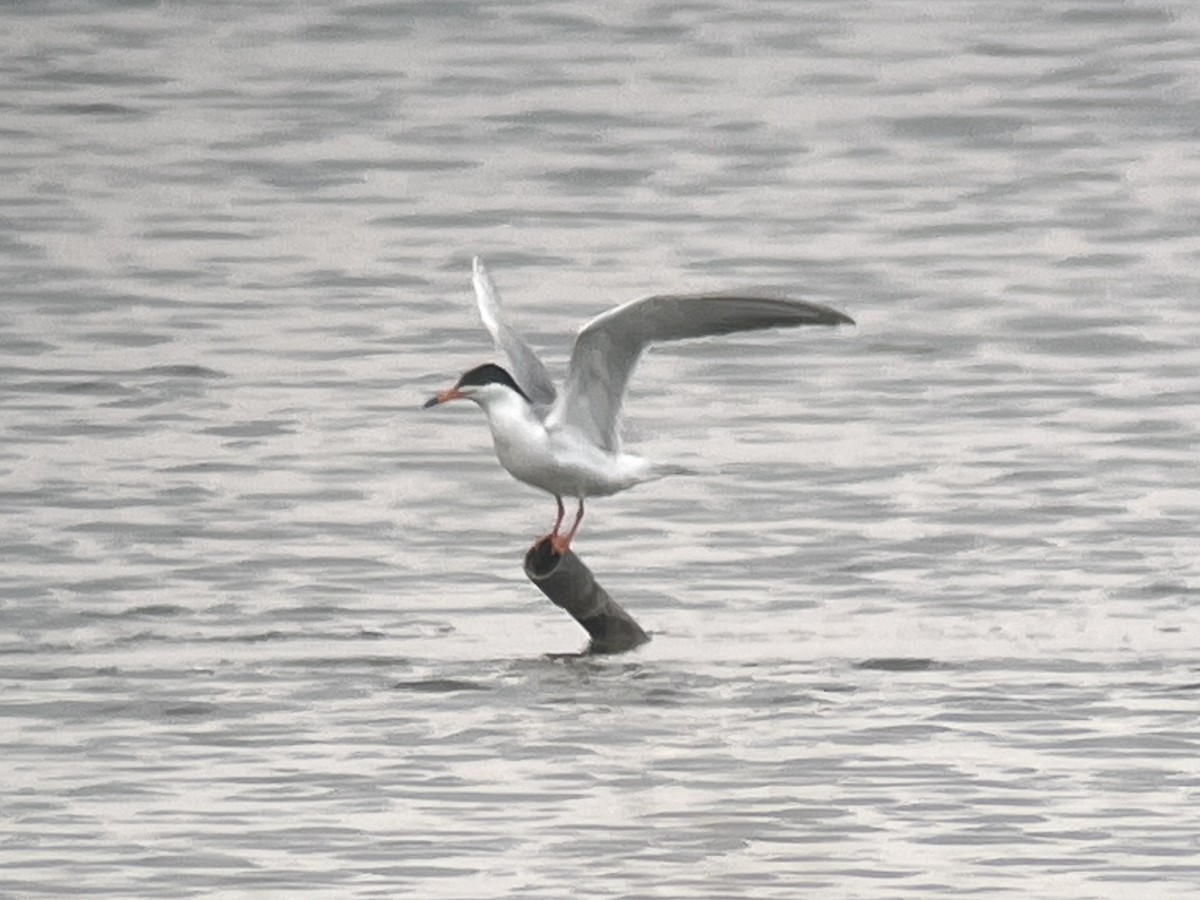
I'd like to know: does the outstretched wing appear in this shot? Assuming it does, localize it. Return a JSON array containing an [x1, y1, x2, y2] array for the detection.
[[472, 256, 558, 406], [549, 293, 853, 452]]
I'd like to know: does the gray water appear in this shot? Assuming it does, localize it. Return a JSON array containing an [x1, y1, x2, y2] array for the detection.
[[3, 2, 1200, 897]]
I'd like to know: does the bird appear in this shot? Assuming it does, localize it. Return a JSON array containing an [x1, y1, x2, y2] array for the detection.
[[423, 257, 853, 555]]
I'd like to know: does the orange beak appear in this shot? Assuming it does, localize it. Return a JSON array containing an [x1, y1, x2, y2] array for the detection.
[[422, 387, 467, 409]]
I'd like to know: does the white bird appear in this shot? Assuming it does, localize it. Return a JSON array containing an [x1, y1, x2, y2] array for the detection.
[[424, 257, 853, 555]]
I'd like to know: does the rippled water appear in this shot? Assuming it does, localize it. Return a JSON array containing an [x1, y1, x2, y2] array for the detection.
[[3, 2, 1200, 897]]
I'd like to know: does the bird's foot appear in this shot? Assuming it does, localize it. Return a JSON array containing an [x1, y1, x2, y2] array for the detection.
[[549, 534, 573, 556]]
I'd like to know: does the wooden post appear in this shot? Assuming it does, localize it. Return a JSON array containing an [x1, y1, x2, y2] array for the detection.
[[523, 538, 650, 654]]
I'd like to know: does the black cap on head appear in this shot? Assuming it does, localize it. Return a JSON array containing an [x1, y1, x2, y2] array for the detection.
[[456, 363, 532, 403]]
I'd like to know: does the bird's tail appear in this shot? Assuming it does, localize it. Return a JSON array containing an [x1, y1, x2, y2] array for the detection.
[[646, 462, 702, 482]]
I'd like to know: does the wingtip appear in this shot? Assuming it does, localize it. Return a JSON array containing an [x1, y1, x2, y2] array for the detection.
[[814, 302, 854, 327], [472, 255, 485, 276]]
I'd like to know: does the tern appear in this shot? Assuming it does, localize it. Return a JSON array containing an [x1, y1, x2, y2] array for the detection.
[[424, 257, 853, 555]]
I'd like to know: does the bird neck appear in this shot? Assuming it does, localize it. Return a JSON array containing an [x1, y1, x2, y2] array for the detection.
[[475, 389, 544, 444]]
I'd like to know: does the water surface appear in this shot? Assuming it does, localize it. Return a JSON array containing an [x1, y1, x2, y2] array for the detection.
[[2, 2, 1199, 897]]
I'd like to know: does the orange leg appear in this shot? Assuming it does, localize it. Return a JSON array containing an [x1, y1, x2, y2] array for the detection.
[[535, 496, 566, 549], [551, 499, 585, 555]]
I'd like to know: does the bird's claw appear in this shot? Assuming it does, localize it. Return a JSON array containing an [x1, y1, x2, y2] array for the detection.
[[529, 533, 571, 557]]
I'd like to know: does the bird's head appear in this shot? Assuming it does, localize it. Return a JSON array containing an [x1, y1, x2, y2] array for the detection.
[[422, 362, 532, 410]]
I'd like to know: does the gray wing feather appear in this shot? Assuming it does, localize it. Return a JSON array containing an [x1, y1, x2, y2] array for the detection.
[[552, 293, 854, 452], [472, 257, 558, 406]]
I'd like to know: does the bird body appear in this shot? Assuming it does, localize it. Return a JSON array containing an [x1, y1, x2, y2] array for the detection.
[[424, 258, 853, 554], [455, 378, 662, 498]]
